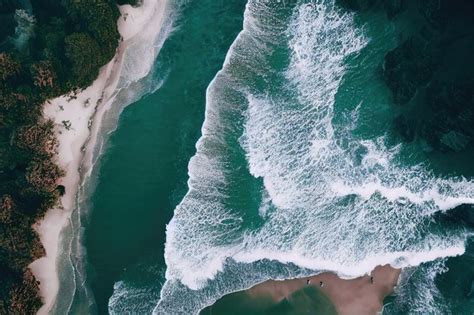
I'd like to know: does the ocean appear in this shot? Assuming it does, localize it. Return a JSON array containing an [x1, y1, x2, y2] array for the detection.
[[79, 0, 474, 314]]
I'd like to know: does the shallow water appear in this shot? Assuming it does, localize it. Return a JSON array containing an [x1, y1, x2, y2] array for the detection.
[[201, 286, 337, 315], [84, 1, 247, 313], [83, 0, 474, 314]]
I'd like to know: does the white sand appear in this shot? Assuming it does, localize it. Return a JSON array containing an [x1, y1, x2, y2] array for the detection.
[[28, 1, 170, 314]]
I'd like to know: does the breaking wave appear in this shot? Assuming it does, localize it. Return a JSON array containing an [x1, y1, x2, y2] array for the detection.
[[384, 259, 451, 314], [50, 1, 176, 314], [156, 0, 474, 313]]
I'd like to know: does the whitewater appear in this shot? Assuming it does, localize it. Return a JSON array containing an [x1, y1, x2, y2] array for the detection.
[[151, 0, 474, 313], [38, 1, 176, 313]]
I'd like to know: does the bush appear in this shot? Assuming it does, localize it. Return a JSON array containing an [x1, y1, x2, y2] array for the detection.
[[0, 0, 132, 311], [65, 32, 103, 87], [0, 53, 20, 81]]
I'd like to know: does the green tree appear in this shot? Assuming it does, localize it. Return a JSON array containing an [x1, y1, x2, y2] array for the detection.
[[0, 53, 20, 81], [64, 32, 102, 87]]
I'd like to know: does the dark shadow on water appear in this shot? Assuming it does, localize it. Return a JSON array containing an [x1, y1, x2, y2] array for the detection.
[[201, 286, 337, 315], [334, 0, 474, 178]]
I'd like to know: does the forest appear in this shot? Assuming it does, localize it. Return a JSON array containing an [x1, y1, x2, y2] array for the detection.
[[0, 0, 136, 313]]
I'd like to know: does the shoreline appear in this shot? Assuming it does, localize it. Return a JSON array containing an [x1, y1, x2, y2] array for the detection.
[[247, 265, 401, 315], [28, 1, 170, 314]]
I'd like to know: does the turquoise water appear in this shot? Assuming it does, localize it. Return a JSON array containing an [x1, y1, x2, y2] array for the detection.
[[84, 1, 247, 313], [201, 286, 337, 315], [82, 0, 474, 314]]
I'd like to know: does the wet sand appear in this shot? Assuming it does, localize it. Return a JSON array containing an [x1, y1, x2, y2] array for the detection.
[[247, 265, 400, 315], [28, 1, 170, 313]]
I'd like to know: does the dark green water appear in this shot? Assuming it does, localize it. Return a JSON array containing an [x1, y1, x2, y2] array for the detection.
[[82, 0, 474, 314], [85, 1, 246, 313], [201, 286, 337, 315]]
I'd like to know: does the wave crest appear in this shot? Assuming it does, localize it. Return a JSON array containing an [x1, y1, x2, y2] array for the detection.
[[158, 0, 474, 313]]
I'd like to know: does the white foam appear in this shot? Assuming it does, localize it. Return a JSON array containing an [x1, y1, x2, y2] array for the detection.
[[234, 244, 465, 279], [29, 1, 173, 314], [159, 0, 474, 313], [331, 180, 474, 211], [386, 259, 450, 314]]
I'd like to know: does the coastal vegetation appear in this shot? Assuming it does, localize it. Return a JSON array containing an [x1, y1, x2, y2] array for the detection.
[[0, 0, 136, 313]]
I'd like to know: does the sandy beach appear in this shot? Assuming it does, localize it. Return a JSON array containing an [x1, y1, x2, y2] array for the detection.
[[248, 265, 401, 315], [28, 1, 170, 314]]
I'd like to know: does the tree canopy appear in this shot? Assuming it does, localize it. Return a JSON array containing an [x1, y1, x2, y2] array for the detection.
[[0, 0, 136, 312]]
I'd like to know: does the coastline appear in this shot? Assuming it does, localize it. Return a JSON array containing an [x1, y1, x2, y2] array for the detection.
[[28, 1, 170, 314], [2, 0, 470, 313], [246, 265, 401, 315]]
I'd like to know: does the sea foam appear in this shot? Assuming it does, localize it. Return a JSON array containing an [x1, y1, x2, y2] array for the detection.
[[157, 0, 474, 313], [49, 1, 177, 314]]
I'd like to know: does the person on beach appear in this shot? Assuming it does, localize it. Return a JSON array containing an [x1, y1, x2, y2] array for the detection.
[[307, 279, 311, 285], [370, 276, 374, 284], [319, 281, 324, 287]]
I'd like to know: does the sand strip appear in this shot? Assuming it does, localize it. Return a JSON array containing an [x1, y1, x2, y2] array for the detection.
[[248, 265, 401, 315], [28, 1, 170, 314]]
